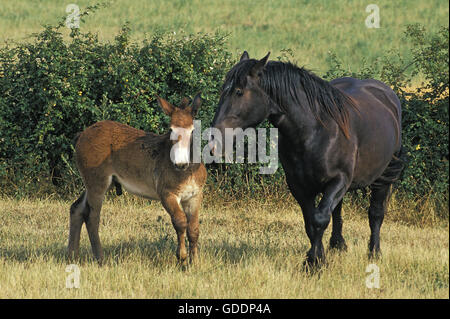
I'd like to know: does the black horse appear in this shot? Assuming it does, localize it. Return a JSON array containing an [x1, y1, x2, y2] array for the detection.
[[211, 51, 405, 268]]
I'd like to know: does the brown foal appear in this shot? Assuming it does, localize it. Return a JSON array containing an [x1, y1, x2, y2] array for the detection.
[[68, 95, 206, 266]]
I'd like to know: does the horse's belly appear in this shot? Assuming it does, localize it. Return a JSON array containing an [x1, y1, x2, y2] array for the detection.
[[351, 146, 394, 188]]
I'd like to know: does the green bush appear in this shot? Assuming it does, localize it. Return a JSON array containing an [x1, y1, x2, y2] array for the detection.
[[0, 19, 232, 196]]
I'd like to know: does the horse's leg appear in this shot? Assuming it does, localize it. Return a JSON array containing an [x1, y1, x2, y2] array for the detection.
[[299, 199, 317, 249], [309, 175, 348, 267], [181, 193, 202, 265], [285, 176, 316, 246], [161, 194, 188, 267], [368, 184, 392, 258], [285, 174, 323, 270], [329, 199, 347, 251]]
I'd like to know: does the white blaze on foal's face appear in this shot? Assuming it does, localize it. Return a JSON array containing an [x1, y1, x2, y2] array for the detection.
[[170, 125, 194, 165], [156, 94, 202, 169]]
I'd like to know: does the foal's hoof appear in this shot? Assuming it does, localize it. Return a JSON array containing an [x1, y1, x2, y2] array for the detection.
[[189, 255, 199, 266], [178, 258, 189, 270]]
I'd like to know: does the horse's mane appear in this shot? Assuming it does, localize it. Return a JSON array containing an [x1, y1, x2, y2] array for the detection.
[[224, 59, 358, 138]]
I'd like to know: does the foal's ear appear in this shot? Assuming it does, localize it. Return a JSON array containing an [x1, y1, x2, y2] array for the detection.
[[190, 93, 202, 116], [156, 96, 175, 115], [250, 52, 270, 77], [179, 97, 191, 109], [240, 51, 249, 61]]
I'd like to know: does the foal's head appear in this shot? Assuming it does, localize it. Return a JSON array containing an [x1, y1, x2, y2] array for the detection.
[[157, 94, 202, 171]]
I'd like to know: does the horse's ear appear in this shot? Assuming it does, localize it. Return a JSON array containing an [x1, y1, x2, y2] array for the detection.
[[156, 96, 175, 115], [240, 51, 249, 61], [250, 52, 270, 77], [190, 93, 202, 116]]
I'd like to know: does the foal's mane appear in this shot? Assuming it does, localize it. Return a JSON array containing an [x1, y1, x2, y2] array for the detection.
[[225, 59, 357, 138], [139, 132, 171, 157]]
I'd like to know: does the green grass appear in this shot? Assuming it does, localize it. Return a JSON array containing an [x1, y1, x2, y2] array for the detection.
[[0, 195, 447, 298], [0, 0, 448, 75]]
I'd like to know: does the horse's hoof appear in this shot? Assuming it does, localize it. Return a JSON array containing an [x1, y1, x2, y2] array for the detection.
[[302, 255, 326, 274], [329, 238, 347, 252], [368, 249, 382, 260]]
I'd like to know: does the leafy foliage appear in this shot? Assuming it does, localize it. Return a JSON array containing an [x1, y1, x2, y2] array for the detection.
[[0, 18, 232, 195]]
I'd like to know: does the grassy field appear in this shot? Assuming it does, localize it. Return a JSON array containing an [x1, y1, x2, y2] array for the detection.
[[0, 0, 448, 75], [0, 194, 447, 298]]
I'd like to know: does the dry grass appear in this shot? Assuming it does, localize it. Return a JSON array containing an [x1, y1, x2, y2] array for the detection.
[[0, 194, 447, 298]]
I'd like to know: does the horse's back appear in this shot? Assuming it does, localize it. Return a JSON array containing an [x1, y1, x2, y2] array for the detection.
[[330, 77, 402, 187], [331, 77, 401, 140], [331, 77, 401, 123]]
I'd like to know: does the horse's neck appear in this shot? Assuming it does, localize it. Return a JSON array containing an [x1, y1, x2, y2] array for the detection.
[[268, 96, 317, 145]]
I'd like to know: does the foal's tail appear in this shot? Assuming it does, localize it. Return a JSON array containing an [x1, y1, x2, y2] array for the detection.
[[372, 147, 407, 189], [112, 176, 123, 196], [72, 132, 82, 148]]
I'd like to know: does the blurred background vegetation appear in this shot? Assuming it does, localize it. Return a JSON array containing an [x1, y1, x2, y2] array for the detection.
[[0, 0, 448, 77]]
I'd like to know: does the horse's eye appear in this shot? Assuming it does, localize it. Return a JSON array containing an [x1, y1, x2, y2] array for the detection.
[[235, 88, 243, 97]]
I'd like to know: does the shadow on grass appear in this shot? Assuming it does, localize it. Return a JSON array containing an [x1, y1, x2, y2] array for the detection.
[[0, 234, 311, 269], [200, 239, 310, 267], [0, 235, 177, 266], [0, 242, 69, 264]]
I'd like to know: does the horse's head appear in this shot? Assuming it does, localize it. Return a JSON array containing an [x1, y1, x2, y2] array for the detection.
[[210, 51, 272, 154], [157, 94, 202, 170]]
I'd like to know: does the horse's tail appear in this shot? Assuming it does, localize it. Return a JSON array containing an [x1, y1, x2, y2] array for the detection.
[[372, 146, 407, 189]]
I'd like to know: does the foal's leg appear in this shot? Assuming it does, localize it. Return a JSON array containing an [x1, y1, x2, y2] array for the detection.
[[85, 189, 106, 265], [68, 191, 88, 261], [329, 199, 347, 251], [309, 175, 348, 267], [161, 194, 188, 266], [368, 184, 392, 258], [181, 193, 202, 264], [82, 173, 110, 265]]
